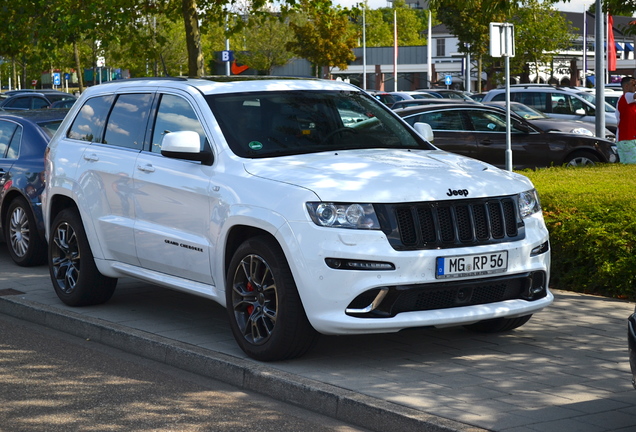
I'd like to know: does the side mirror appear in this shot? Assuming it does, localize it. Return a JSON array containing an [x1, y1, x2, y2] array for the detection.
[[161, 131, 213, 165], [414, 122, 434, 142], [575, 108, 587, 116]]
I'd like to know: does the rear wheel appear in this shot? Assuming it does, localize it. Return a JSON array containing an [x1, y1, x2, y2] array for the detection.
[[464, 315, 532, 333], [226, 236, 318, 361], [5, 197, 47, 266], [49, 208, 117, 306]]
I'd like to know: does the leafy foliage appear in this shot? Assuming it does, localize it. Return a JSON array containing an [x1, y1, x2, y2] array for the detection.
[[522, 164, 636, 301], [286, 0, 358, 74]]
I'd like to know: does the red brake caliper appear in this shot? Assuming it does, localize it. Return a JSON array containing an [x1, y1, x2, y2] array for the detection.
[[246, 282, 254, 315]]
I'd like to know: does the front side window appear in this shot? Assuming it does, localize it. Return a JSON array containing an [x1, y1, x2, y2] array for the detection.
[[103, 93, 153, 150], [68, 95, 115, 142], [466, 111, 526, 134], [151, 94, 206, 153], [207, 90, 433, 158]]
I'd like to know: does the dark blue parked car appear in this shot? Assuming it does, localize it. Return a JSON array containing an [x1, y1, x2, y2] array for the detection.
[[0, 109, 69, 266]]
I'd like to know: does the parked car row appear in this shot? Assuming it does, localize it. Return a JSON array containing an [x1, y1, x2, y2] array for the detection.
[[0, 89, 77, 110]]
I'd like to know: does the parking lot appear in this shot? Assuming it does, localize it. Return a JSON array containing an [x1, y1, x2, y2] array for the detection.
[[1, 246, 634, 432]]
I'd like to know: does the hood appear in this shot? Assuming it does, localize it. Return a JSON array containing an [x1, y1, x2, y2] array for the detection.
[[529, 117, 615, 140], [244, 149, 533, 202]]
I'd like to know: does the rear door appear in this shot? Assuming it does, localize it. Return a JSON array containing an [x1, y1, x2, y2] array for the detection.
[[70, 92, 153, 265]]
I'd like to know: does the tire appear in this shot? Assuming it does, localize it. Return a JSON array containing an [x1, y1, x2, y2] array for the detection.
[[464, 315, 532, 333], [4, 197, 47, 266], [48, 208, 117, 306], [564, 152, 599, 167], [226, 236, 318, 361]]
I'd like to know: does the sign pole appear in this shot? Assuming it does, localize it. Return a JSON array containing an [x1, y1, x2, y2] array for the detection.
[[490, 23, 515, 171]]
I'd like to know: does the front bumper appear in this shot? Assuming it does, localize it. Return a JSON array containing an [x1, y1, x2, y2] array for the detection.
[[628, 309, 636, 389], [284, 212, 552, 335]]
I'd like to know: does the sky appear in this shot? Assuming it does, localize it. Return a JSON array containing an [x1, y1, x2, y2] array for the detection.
[[333, 0, 597, 13]]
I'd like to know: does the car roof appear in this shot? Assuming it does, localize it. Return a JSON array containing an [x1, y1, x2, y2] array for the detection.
[[394, 102, 490, 115], [0, 108, 70, 122], [78, 76, 357, 97]]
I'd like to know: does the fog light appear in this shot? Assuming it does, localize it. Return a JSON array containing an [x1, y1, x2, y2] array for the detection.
[[325, 258, 395, 270], [530, 241, 549, 256]]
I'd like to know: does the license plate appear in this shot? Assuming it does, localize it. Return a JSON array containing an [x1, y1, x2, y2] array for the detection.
[[436, 251, 508, 279]]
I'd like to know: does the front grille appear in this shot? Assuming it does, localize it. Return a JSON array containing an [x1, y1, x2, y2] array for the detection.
[[346, 271, 547, 318], [376, 196, 524, 250]]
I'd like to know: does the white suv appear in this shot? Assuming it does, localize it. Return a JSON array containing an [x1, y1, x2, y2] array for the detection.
[[482, 85, 618, 133], [43, 77, 552, 361]]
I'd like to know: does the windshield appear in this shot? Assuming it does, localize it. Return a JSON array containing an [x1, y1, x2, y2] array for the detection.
[[206, 90, 433, 158], [576, 92, 616, 113]]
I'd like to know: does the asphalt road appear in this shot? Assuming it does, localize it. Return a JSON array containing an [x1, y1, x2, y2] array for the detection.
[[0, 313, 368, 432]]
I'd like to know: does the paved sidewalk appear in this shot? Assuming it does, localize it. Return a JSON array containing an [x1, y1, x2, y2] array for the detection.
[[1, 247, 634, 432]]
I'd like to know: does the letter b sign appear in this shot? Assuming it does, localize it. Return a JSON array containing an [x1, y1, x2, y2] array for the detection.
[[221, 50, 234, 62]]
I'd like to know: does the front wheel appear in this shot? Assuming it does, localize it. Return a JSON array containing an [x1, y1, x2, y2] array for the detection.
[[49, 208, 117, 306], [5, 197, 47, 266], [226, 236, 318, 361], [464, 314, 532, 333], [564, 151, 599, 167]]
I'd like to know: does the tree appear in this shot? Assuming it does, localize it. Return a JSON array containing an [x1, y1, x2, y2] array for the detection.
[[286, 0, 358, 78], [234, 14, 296, 75], [511, 0, 574, 82]]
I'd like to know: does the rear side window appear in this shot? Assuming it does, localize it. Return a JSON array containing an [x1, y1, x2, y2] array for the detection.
[[6, 96, 31, 109], [0, 120, 19, 158], [68, 95, 115, 142], [404, 111, 466, 131], [103, 93, 153, 150]]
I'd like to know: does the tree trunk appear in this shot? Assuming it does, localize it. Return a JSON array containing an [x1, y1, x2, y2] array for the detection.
[[74, 41, 84, 93], [182, 0, 204, 76]]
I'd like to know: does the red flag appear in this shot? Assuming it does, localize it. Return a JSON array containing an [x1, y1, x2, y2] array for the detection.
[[608, 15, 617, 72]]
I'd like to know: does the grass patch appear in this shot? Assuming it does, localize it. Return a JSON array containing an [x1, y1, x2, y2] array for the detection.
[[521, 164, 636, 301]]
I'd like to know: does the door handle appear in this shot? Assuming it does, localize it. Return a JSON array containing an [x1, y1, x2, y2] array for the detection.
[[137, 164, 155, 173], [83, 153, 99, 161]]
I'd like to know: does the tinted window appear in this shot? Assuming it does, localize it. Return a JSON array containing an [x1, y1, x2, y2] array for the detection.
[[68, 95, 115, 142], [465, 111, 526, 134], [151, 94, 206, 153], [6, 96, 31, 109], [103, 93, 153, 150], [32, 97, 50, 109], [404, 111, 466, 131], [0, 121, 19, 158]]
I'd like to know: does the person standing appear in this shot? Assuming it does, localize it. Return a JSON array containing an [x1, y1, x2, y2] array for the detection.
[[616, 76, 636, 163]]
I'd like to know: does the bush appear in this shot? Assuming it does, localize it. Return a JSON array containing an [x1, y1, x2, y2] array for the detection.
[[522, 164, 636, 301]]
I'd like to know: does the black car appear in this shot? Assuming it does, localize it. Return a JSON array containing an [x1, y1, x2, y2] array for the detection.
[[484, 101, 615, 142], [629, 308, 636, 389], [396, 103, 618, 169], [0, 109, 69, 265], [0, 91, 76, 111]]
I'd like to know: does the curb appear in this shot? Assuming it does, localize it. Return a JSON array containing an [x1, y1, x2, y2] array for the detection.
[[0, 295, 485, 432]]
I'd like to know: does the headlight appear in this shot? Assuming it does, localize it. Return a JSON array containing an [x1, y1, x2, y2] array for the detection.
[[518, 189, 541, 218], [306, 202, 381, 229], [569, 128, 594, 136]]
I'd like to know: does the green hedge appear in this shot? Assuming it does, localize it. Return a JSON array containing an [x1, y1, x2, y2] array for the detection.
[[521, 164, 636, 301]]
